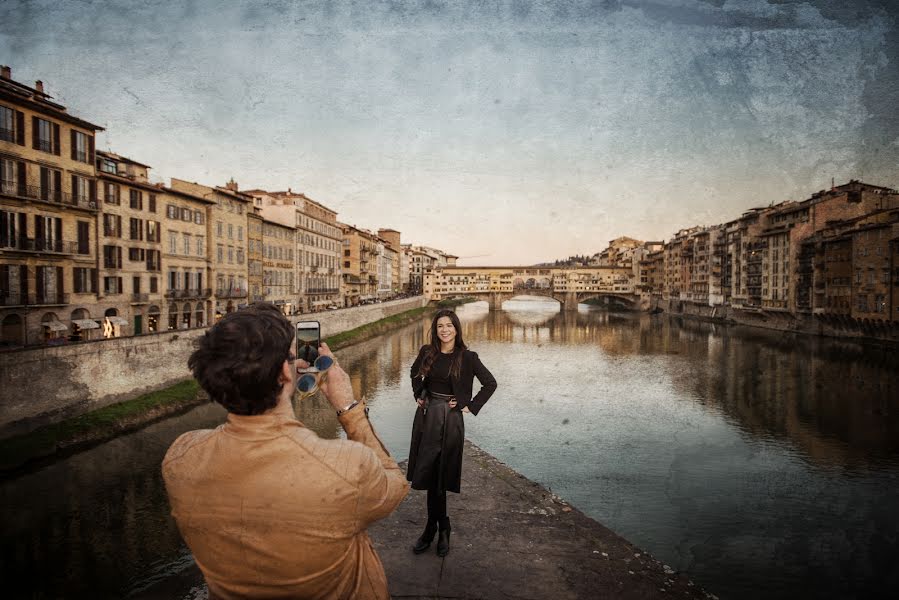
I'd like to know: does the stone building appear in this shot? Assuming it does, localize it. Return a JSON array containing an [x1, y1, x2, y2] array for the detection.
[[170, 178, 251, 319], [378, 228, 402, 295], [340, 223, 379, 306], [158, 182, 214, 330], [262, 218, 296, 314], [1, 66, 103, 347], [247, 208, 264, 304], [95, 151, 164, 335]]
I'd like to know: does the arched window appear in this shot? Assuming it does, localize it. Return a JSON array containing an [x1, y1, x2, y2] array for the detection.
[[168, 303, 179, 330], [147, 305, 161, 333]]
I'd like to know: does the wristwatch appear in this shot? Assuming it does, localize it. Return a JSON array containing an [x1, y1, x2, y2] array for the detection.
[[336, 401, 359, 416]]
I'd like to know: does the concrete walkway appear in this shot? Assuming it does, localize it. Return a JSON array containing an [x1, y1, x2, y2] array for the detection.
[[135, 441, 715, 599]]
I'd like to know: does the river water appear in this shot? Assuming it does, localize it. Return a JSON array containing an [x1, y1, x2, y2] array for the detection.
[[3, 299, 899, 599]]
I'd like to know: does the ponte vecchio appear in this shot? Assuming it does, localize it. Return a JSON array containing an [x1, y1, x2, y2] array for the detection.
[[423, 266, 642, 311]]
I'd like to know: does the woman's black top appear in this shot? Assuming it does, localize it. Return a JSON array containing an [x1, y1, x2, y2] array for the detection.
[[427, 351, 456, 395]]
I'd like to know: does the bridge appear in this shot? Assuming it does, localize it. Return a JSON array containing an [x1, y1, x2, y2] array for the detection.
[[423, 266, 642, 311]]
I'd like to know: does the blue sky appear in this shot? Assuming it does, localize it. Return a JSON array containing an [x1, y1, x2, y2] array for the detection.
[[2, 0, 897, 264]]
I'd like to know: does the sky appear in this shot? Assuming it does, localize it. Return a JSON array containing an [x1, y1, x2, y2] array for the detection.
[[2, 0, 897, 265]]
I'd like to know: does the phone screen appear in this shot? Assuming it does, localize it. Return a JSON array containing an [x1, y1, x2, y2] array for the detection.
[[296, 322, 320, 365]]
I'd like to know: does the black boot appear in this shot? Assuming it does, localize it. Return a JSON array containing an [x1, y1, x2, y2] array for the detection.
[[436, 517, 451, 557], [413, 520, 437, 554]]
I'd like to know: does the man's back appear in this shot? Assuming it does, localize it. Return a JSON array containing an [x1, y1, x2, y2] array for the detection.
[[163, 408, 407, 599]]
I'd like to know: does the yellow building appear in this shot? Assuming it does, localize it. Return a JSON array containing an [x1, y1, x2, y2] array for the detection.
[[158, 183, 215, 330], [94, 151, 164, 335], [1, 66, 103, 347], [247, 208, 264, 303], [262, 218, 296, 314], [170, 178, 251, 318], [340, 223, 380, 306]]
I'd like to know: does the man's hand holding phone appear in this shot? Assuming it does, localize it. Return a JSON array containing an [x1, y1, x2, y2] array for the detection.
[[296, 342, 356, 413]]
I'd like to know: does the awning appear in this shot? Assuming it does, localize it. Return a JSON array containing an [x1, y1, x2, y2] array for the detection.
[[43, 321, 68, 331], [72, 319, 100, 330], [106, 316, 129, 326]]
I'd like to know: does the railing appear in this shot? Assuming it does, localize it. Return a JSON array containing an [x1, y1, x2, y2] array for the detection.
[[131, 293, 150, 303], [0, 183, 97, 210], [1, 237, 80, 254], [27, 293, 69, 306], [0, 292, 27, 306], [306, 288, 339, 294], [216, 288, 248, 298]]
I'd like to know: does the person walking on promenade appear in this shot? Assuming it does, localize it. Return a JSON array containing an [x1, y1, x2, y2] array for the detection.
[[162, 303, 409, 599], [407, 308, 497, 557]]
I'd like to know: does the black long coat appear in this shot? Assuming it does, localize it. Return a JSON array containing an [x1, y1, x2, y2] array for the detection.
[[406, 346, 497, 493]]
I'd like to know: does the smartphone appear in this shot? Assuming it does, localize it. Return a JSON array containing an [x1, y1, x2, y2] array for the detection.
[[295, 321, 320, 368]]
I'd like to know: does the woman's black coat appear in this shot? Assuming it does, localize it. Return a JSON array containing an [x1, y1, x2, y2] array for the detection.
[[406, 345, 497, 493]]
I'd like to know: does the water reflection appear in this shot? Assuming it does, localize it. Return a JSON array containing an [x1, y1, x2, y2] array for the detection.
[[3, 302, 898, 599]]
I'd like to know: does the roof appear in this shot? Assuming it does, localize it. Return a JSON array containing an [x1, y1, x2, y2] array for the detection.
[[0, 77, 104, 131], [96, 150, 151, 169]]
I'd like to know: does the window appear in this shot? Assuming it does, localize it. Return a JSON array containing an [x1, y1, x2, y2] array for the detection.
[[194, 211, 204, 225], [196, 236, 204, 257], [168, 270, 179, 291], [130, 189, 143, 210], [217, 244, 223, 263], [73, 267, 97, 293], [0, 210, 24, 249], [150, 276, 158, 293], [71, 130, 90, 163], [216, 221, 223, 237], [71, 175, 90, 204], [344, 250, 351, 257], [146, 220, 159, 243], [32, 117, 59, 154], [129, 218, 144, 241], [35, 215, 61, 252], [103, 245, 122, 268], [167, 204, 178, 219], [182, 232, 191, 254], [181, 207, 191, 222], [103, 214, 122, 238], [228, 246, 234, 264], [0, 105, 20, 143], [77, 221, 90, 255], [0, 157, 23, 196], [148, 194, 157, 213], [238, 226, 243, 241], [103, 276, 123, 294], [128, 248, 145, 262], [237, 249, 244, 264], [344, 260, 350, 268], [40, 166, 62, 202], [168, 232, 177, 254], [104, 182, 120, 204], [146, 249, 161, 271], [228, 224, 233, 239], [99, 158, 116, 173]]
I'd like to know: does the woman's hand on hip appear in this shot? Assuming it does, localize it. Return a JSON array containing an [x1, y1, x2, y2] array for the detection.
[[448, 399, 457, 409], [416, 398, 425, 407]]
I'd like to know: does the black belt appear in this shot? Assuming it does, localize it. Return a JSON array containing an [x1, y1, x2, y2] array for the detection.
[[428, 392, 455, 402]]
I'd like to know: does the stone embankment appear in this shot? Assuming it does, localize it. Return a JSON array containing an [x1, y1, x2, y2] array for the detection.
[[134, 440, 715, 600], [653, 298, 899, 345], [0, 297, 428, 439]]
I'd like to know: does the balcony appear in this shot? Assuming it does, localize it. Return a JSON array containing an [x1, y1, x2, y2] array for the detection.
[[36, 293, 69, 305], [306, 287, 339, 294], [0, 292, 27, 306], [216, 288, 248, 298], [167, 288, 213, 299], [1, 237, 80, 255], [131, 293, 150, 303], [0, 183, 97, 210]]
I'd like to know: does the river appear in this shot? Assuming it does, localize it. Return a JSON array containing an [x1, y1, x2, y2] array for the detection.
[[3, 299, 898, 599]]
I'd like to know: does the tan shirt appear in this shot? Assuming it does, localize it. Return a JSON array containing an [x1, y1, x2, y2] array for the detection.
[[162, 402, 409, 599]]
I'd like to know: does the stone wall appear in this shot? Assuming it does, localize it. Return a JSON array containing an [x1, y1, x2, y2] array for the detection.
[[0, 296, 428, 438]]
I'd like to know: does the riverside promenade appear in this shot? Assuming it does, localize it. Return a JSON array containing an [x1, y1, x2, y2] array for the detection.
[[136, 441, 713, 599]]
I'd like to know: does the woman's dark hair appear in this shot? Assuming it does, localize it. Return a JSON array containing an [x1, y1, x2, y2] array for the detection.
[[188, 303, 294, 415], [417, 309, 467, 379]]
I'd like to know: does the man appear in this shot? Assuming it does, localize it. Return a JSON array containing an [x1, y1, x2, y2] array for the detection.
[[162, 303, 409, 599]]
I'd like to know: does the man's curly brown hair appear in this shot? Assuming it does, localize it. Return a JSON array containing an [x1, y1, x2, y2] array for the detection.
[[188, 303, 294, 415]]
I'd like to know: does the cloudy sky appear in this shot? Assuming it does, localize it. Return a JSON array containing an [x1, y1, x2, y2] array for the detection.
[[2, 0, 897, 265]]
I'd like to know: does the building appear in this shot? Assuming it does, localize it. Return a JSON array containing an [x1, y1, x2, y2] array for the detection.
[[1, 66, 104, 347], [247, 208, 264, 303], [262, 218, 296, 314], [95, 151, 165, 335], [378, 228, 402, 295], [158, 181, 214, 330], [251, 189, 341, 312], [340, 224, 380, 306], [170, 178, 251, 319]]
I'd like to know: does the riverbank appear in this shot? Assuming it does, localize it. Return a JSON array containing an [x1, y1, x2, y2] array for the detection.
[[653, 297, 899, 345], [132, 440, 715, 600], [0, 303, 436, 473]]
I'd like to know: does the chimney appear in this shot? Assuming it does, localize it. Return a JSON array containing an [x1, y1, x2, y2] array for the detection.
[[0, 66, 10, 79], [224, 178, 238, 192], [35, 80, 44, 94]]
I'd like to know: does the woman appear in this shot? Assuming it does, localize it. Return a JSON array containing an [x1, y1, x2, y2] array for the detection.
[[407, 308, 497, 557]]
